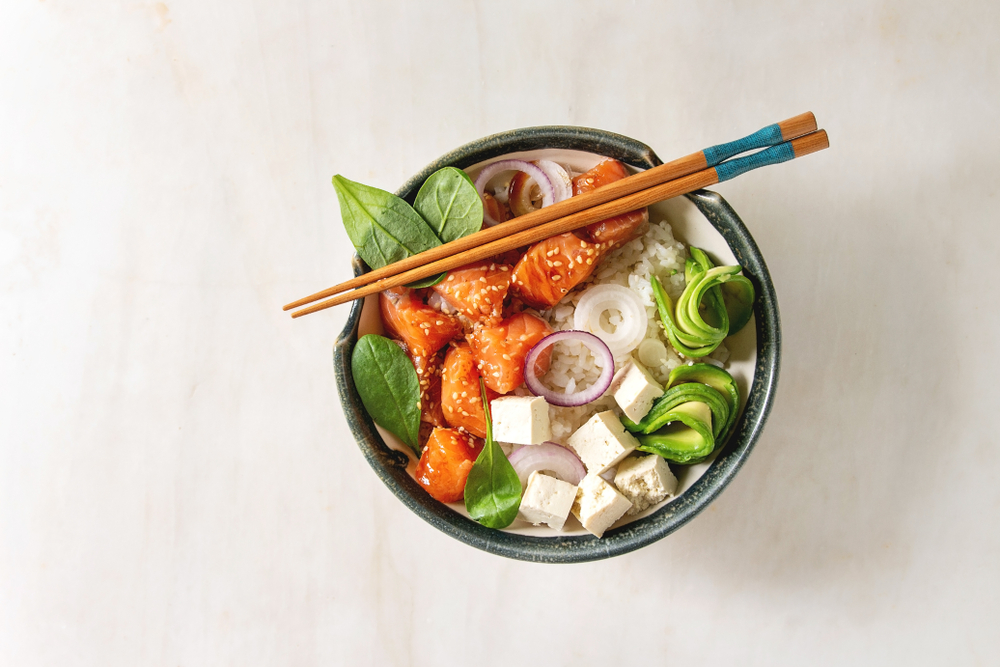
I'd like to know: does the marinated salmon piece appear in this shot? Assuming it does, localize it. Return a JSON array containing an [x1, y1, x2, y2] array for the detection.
[[510, 233, 605, 309], [441, 342, 497, 438], [416, 351, 446, 428], [431, 261, 513, 327], [415, 427, 483, 503], [380, 287, 462, 357], [573, 159, 649, 247], [467, 312, 553, 394]]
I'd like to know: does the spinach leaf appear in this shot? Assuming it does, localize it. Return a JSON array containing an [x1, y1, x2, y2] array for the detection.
[[332, 175, 442, 271], [464, 379, 521, 528], [351, 334, 422, 455], [414, 167, 484, 243], [404, 272, 447, 289]]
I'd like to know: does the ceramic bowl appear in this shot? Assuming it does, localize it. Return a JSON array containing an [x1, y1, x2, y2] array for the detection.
[[333, 126, 780, 563]]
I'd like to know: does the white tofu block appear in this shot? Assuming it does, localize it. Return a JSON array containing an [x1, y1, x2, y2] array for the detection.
[[517, 471, 577, 531], [491, 396, 551, 445], [609, 359, 664, 423], [614, 454, 678, 515], [566, 411, 638, 474], [571, 474, 633, 538]]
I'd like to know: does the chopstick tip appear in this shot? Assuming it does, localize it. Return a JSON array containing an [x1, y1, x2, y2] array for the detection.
[[791, 129, 829, 158]]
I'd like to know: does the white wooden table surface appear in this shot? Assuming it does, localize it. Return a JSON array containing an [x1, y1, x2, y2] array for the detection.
[[2, 1, 998, 664]]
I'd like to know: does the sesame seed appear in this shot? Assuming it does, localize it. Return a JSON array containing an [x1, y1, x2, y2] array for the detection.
[[489, 263, 495, 270], [552, 275, 561, 281], [500, 266, 509, 272], [502, 353, 511, 360], [586, 258, 593, 265], [452, 392, 458, 399]]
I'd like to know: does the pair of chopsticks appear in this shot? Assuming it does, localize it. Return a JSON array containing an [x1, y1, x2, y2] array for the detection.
[[285, 113, 828, 318]]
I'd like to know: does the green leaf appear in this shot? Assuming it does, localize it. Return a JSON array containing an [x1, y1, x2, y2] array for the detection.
[[405, 272, 447, 289], [351, 334, 422, 455], [332, 174, 442, 270], [414, 167, 484, 243], [464, 379, 521, 528]]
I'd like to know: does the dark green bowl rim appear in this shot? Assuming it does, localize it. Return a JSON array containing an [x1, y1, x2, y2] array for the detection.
[[333, 125, 781, 563]]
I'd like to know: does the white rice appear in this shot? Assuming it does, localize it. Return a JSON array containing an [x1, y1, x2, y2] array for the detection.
[[537, 218, 729, 443]]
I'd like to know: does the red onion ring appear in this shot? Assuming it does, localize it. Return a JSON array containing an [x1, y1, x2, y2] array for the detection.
[[473, 159, 555, 227], [535, 159, 573, 203], [508, 442, 586, 489], [523, 330, 615, 407]]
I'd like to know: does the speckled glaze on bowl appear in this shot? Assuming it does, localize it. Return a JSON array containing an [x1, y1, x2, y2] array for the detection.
[[333, 126, 780, 563]]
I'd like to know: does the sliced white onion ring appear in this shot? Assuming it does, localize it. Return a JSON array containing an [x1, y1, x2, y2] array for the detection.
[[473, 159, 555, 227], [535, 159, 573, 203], [573, 284, 648, 358], [523, 330, 615, 407], [508, 442, 586, 489]]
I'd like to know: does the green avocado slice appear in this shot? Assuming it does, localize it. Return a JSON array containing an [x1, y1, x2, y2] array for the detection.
[[652, 247, 757, 359], [720, 275, 755, 335], [622, 381, 729, 438], [687, 246, 714, 276], [651, 275, 719, 358], [678, 266, 742, 338], [667, 363, 740, 443], [635, 401, 716, 464], [685, 248, 729, 336]]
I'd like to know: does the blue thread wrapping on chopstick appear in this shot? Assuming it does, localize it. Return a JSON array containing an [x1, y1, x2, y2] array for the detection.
[[702, 124, 785, 167], [714, 141, 796, 182]]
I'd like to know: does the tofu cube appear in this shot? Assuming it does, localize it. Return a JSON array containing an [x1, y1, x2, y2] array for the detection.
[[517, 471, 577, 531], [491, 396, 551, 445], [614, 454, 678, 515], [609, 359, 664, 423], [571, 474, 633, 538], [566, 411, 638, 474]]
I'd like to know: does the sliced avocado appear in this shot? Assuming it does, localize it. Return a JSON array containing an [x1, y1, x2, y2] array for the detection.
[[651, 275, 717, 358], [653, 248, 756, 360], [667, 363, 740, 443], [679, 266, 741, 335], [687, 246, 714, 274], [635, 401, 716, 464], [623, 381, 729, 438], [686, 247, 729, 332], [684, 257, 703, 284], [720, 275, 755, 335]]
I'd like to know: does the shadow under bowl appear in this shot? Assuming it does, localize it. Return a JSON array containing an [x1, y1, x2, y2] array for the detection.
[[333, 126, 781, 563]]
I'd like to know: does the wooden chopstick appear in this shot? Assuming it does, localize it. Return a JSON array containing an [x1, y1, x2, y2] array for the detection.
[[289, 128, 828, 318], [283, 112, 817, 314]]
